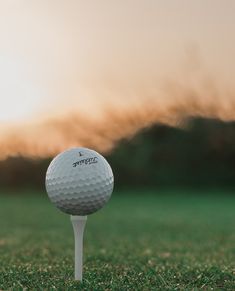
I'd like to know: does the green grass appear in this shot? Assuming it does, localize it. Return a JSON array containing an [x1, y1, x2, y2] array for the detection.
[[0, 189, 235, 290]]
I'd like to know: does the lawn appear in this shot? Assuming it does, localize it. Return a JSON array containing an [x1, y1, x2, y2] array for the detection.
[[0, 189, 234, 290]]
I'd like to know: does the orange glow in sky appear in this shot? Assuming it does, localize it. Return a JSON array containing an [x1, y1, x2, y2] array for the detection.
[[0, 1, 235, 158]]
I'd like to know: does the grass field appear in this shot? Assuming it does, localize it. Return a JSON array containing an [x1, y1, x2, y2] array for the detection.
[[0, 189, 235, 290]]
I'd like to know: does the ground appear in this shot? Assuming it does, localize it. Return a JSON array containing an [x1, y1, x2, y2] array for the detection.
[[0, 189, 234, 290]]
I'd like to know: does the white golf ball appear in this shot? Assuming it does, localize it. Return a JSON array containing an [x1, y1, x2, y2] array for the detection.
[[45, 148, 114, 215]]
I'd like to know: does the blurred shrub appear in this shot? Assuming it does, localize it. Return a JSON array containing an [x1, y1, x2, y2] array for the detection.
[[1, 118, 235, 189], [108, 118, 235, 188]]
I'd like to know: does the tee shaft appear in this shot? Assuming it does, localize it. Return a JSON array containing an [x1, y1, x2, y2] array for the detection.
[[70, 215, 87, 281]]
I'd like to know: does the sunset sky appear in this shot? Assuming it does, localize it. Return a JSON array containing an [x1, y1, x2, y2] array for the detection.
[[0, 1, 235, 158]]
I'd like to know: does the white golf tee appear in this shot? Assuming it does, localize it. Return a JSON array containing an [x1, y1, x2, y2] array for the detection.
[[70, 215, 87, 281]]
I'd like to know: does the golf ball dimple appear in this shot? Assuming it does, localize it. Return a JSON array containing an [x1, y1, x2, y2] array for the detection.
[[45, 148, 114, 215]]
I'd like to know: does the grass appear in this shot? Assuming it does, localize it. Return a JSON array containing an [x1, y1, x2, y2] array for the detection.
[[0, 189, 235, 290]]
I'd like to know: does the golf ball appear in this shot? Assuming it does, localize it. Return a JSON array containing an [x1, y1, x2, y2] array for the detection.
[[45, 148, 114, 215]]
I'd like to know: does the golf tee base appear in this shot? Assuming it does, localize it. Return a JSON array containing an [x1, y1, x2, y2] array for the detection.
[[70, 215, 87, 281]]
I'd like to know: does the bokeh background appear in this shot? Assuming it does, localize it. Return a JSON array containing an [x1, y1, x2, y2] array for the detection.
[[1, 0, 235, 164], [0, 1, 235, 289]]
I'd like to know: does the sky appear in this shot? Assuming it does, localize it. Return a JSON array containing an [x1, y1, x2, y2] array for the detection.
[[0, 0, 235, 158]]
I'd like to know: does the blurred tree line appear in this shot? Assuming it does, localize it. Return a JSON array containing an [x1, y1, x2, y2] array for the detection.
[[1, 117, 235, 190]]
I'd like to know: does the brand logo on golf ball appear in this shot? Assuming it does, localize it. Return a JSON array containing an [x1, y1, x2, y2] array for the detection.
[[72, 157, 98, 167]]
